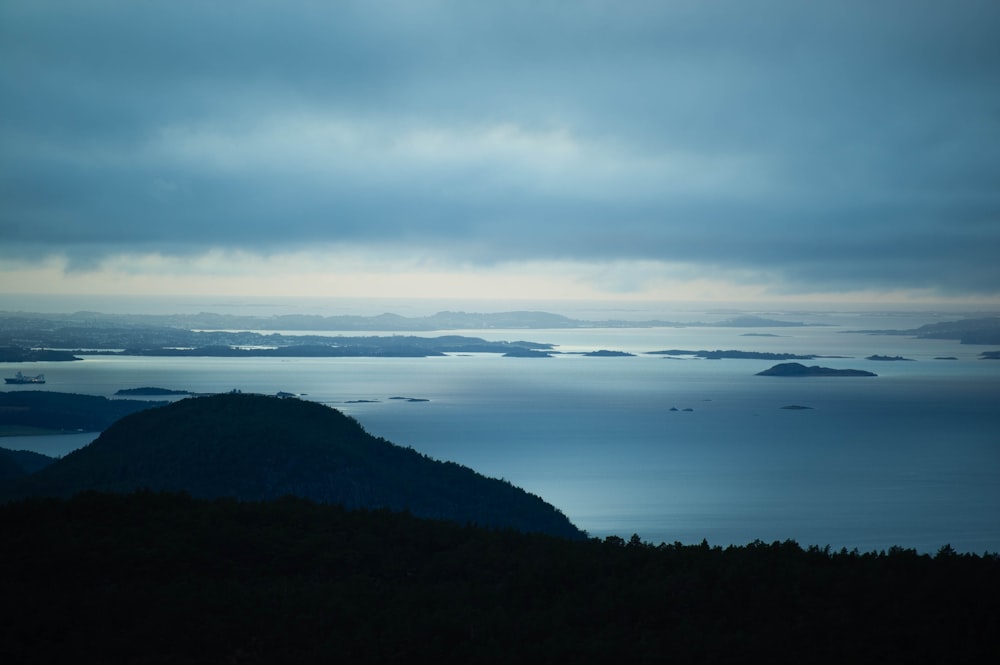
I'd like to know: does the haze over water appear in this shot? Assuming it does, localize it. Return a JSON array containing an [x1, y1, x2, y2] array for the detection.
[[4, 297, 998, 554]]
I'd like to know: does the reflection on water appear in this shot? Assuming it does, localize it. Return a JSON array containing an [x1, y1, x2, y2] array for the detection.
[[3, 322, 998, 553]]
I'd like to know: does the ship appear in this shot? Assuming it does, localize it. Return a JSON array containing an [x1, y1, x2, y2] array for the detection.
[[4, 371, 46, 385]]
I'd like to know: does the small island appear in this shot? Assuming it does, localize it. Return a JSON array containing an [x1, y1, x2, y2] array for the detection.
[[866, 355, 914, 362], [756, 362, 877, 377], [581, 350, 635, 357], [115, 387, 191, 396]]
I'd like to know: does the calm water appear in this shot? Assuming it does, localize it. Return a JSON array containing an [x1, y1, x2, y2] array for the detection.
[[4, 322, 999, 553]]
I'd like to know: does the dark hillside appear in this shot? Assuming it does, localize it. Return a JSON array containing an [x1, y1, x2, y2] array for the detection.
[[1, 393, 583, 539], [1, 491, 997, 664], [0, 448, 55, 480]]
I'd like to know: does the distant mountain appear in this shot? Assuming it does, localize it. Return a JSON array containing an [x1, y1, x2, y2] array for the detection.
[[1, 393, 584, 539]]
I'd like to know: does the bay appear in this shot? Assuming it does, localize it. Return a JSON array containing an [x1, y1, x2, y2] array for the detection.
[[3, 321, 998, 554]]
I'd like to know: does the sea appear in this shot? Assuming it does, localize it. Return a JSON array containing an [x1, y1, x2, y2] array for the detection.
[[3, 296, 999, 554]]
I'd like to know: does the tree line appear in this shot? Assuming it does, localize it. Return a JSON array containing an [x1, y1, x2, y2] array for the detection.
[[3, 490, 997, 664]]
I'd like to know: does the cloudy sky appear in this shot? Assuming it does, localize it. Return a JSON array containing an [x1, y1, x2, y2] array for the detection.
[[2, 0, 998, 306]]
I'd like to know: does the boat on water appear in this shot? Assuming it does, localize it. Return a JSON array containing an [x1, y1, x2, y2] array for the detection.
[[4, 371, 46, 385]]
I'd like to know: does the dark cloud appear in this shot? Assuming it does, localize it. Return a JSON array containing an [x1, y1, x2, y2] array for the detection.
[[2, 0, 999, 294]]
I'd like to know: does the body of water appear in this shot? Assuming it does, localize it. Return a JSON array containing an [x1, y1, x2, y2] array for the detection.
[[3, 320, 999, 553]]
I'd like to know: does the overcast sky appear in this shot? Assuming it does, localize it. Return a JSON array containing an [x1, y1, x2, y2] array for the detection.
[[2, 1, 998, 305]]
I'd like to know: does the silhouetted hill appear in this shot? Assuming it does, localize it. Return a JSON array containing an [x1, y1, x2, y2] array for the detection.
[[1, 393, 583, 539], [0, 447, 55, 480]]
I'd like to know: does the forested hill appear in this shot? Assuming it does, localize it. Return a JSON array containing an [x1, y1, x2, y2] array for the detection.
[[2, 491, 997, 663], [0, 393, 584, 540], [0, 448, 54, 480]]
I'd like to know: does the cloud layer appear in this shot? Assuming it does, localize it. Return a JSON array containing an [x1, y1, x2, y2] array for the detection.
[[2, 1, 999, 297]]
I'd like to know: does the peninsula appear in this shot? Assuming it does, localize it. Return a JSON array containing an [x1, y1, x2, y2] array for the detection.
[[0, 390, 166, 434], [0, 393, 584, 540], [844, 316, 1000, 345]]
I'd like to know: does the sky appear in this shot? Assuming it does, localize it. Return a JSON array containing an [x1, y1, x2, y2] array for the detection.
[[2, 0, 999, 308]]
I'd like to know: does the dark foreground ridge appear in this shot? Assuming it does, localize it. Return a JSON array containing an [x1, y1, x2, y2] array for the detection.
[[2, 491, 997, 663], [0, 393, 583, 540], [0, 447, 54, 480]]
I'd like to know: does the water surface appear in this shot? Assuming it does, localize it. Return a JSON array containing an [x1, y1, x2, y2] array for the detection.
[[4, 322, 998, 553]]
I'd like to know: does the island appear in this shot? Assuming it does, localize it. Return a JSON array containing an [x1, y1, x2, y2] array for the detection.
[[756, 362, 877, 377], [866, 355, 914, 361], [115, 387, 192, 396], [650, 349, 819, 360]]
